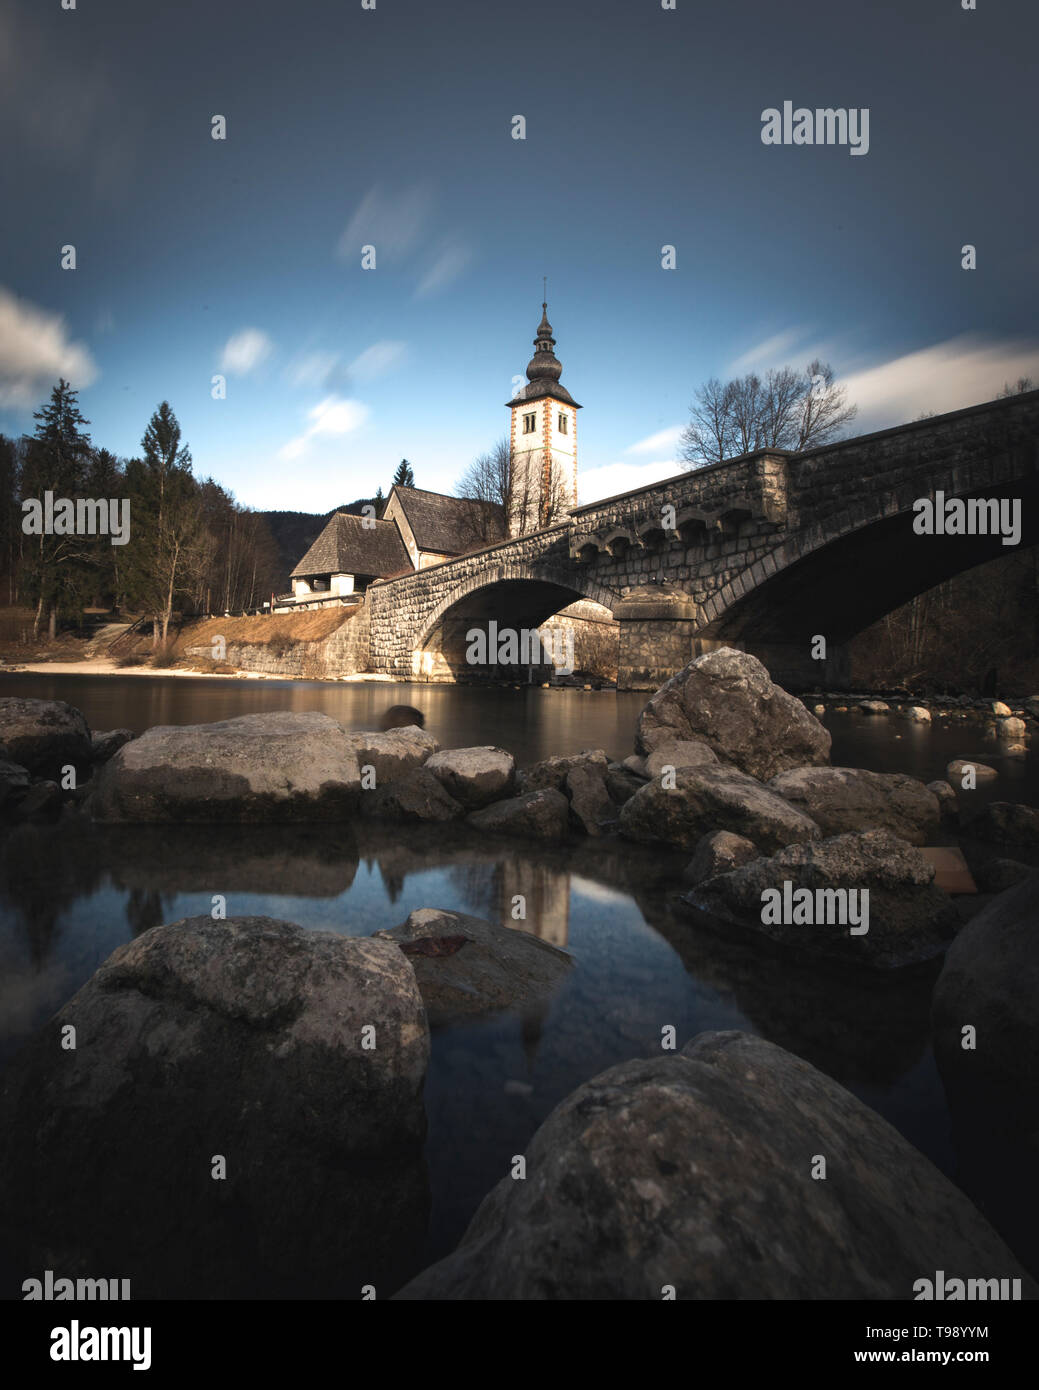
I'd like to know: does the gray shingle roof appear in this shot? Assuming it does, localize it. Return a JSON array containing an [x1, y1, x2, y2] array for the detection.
[[393, 487, 505, 555], [290, 512, 411, 579]]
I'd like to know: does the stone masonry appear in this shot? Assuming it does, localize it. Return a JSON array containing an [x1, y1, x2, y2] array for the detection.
[[363, 391, 1037, 689]]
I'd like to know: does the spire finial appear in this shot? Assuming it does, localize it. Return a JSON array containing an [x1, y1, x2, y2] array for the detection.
[[543, 275, 547, 308]]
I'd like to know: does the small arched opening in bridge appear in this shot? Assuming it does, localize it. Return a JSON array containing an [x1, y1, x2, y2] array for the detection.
[[414, 569, 621, 682], [697, 480, 1039, 690]]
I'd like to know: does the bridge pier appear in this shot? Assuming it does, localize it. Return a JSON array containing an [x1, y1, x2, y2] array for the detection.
[[615, 585, 699, 691]]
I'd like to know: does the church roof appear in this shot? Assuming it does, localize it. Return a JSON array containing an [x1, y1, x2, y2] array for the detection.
[[505, 301, 581, 408], [391, 486, 505, 555], [290, 512, 411, 579]]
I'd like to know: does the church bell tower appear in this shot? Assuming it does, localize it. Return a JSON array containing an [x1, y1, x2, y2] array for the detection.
[[506, 301, 580, 536]]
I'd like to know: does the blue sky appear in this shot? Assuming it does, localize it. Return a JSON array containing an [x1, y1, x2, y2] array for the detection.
[[2, 0, 1037, 512]]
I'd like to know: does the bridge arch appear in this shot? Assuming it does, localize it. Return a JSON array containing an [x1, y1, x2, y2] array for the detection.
[[413, 561, 622, 679]]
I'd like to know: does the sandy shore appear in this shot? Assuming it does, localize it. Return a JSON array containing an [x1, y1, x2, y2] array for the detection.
[[0, 658, 398, 682]]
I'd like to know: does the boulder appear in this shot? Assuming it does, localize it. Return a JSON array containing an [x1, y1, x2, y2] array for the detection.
[[0, 697, 92, 777], [859, 700, 889, 714], [906, 706, 931, 723], [634, 648, 830, 780], [0, 759, 31, 815], [933, 873, 1039, 1092], [645, 740, 719, 779], [767, 766, 940, 846], [605, 766, 645, 806], [619, 764, 821, 854], [998, 716, 1027, 738], [467, 788, 570, 842], [973, 858, 1034, 894], [927, 779, 958, 824], [394, 1031, 1035, 1300], [947, 758, 999, 786], [0, 916, 431, 1297], [425, 746, 514, 809], [966, 802, 1039, 847], [991, 701, 1013, 717], [346, 725, 439, 783], [89, 711, 361, 822], [515, 749, 609, 795], [367, 766, 464, 823], [565, 764, 614, 836], [683, 830, 759, 885], [90, 728, 136, 763], [621, 754, 649, 779], [15, 780, 61, 821], [686, 829, 959, 971], [374, 907, 572, 1027], [1025, 696, 1039, 721]]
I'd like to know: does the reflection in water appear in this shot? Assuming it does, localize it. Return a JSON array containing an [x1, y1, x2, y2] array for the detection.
[[0, 806, 1032, 1289]]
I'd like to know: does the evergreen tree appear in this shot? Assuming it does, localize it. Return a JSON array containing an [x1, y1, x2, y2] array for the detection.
[[20, 381, 94, 637], [392, 459, 415, 488]]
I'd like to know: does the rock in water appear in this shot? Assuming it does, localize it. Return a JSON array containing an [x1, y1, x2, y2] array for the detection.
[[425, 746, 515, 809], [394, 1031, 1035, 1300], [0, 916, 431, 1298], [565, 764, 614, 835], [686, 829, 959, 971], [367, 766, 465, 822], [619, 764, 821, 853], [683, 829, 760, 884], [966, 802, 1039, 847], [467, 787, 570, 841], [345, 725, 439, 784], [515, 749, 609, 795], [0, 697, 92, 777], [634, 648, 830, 780], [89, 711, 361, 822], [379, 704, 425, 730], [933, 872, 1039, 1093], [90, 728, 136, 763], [375, 908, 572, 1026], [767, 766, 940, 845]]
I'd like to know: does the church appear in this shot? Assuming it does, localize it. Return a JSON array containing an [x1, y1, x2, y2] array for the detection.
[[277, 302, 580, 610]]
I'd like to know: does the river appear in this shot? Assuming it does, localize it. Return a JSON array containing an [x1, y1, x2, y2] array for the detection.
[[1, 671, 1035, 1293]]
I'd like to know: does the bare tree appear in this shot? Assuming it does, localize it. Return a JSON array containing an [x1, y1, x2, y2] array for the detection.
[[997, 377, 1036, 397], [679, 360, 857, 467]]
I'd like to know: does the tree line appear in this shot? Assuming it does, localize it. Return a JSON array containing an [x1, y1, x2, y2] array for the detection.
[[0, 381, 282, 643]]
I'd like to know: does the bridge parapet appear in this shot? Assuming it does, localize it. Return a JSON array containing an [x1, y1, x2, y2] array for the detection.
[[569, 450, 789, 560]]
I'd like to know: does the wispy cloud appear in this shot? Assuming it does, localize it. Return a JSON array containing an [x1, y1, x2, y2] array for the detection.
[[626, 425, 684, 457], [348, 340, 408, 380], [279, 395, 370, 460], [842, 334, 1039, 431], [0, 287, 99, 408], [726, 329, 808, 375], [414, 245, 471, 299], [285, 351, 341, 390], [337, 183, 435, 262], [220, 328, 273, 375]]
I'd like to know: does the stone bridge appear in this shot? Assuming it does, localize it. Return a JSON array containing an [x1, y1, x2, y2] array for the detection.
[[366, 390, 1039, 689]]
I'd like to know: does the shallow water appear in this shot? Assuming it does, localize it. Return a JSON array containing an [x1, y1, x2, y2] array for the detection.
[[0, 673, 1035, 1292]]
